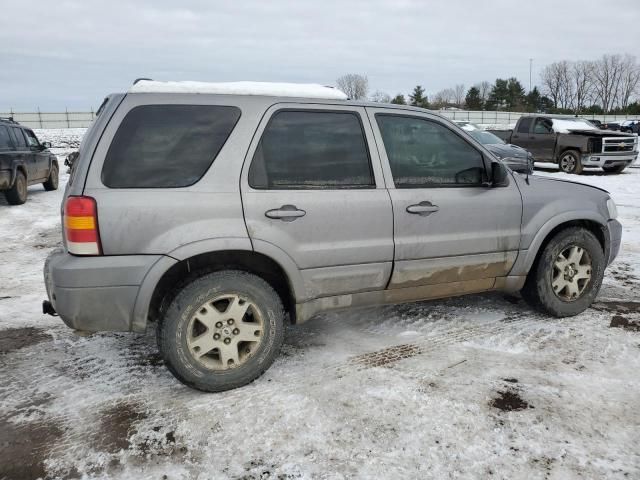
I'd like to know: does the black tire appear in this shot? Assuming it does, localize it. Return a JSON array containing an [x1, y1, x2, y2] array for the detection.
[[157, 270, 285, 392], [4, 171, 27, 205], [43, 163, 59, 191], [521, 227, 605, 317], [558, 150, 583, 174], [602, 164, 626, 174]]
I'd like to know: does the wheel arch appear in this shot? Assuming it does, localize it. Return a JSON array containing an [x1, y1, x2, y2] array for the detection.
[[133, 247, 303, 332]]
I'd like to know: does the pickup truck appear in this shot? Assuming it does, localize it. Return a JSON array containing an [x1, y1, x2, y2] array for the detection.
[[489, 115, 638, 174]]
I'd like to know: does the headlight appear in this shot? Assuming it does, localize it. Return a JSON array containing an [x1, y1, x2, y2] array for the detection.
[[606, 198, 618, 219]]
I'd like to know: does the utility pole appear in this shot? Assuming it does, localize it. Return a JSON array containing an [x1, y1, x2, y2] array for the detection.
[[529, 58, 533, 92]]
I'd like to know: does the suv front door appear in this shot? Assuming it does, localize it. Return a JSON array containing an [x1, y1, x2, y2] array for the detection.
[[368, 109, 523, 294], [241, 105, 394, 300], [23, 129, 49, 181]]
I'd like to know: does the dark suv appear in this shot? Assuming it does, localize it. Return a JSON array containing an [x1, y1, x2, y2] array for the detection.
[[0, 117, 59, 205]]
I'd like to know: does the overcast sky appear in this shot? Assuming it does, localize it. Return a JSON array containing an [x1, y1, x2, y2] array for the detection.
[[1, 0, 639, 111]]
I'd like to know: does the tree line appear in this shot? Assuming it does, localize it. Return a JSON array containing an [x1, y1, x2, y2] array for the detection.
[[336, 53, 640, 115]]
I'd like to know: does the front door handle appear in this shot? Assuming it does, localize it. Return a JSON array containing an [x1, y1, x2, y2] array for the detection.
[[406, 201, 439, 216], [265, 204, 306, 222]]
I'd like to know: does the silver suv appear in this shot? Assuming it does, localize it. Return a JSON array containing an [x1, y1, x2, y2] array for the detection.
[[44, 81, 622, 392]]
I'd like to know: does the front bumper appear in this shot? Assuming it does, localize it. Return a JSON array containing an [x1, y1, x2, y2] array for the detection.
[[582, 152, 638, 168], [606, 219, 622, 266], [44, 248, 163, 332]]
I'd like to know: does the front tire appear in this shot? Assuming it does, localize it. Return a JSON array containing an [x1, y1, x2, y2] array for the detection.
[[43, 163, 59, 191], [521, 227, 605, 317], [157, 270, 285, 392], [4, 171, 27, 205], [602, 164, 626, 174], [558, 150, 583, 174]]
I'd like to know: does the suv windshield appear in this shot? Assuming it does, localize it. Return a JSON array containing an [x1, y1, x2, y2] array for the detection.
[[467, 129, 505, 145]]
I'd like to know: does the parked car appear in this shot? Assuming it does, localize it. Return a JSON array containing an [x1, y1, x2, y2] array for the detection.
[[620, 120, 640, 134], [453, 121, 534, 174], [44, 81, 622, 392], [0, 117, 59, 204], [488, 115, 638, 174], [601, 121, 622, 131]]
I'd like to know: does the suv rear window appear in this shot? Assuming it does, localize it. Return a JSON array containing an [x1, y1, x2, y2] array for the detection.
[[102, 104, 241, 188], [0, 126, 11, 151], [248, 110, 374, 189]]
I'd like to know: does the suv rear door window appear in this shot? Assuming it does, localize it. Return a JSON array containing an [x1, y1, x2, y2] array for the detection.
[[0, 126, 11, 151], [102, 104, 241, 188], [10, 128, 27, 149], [248, 110, 374, 189]]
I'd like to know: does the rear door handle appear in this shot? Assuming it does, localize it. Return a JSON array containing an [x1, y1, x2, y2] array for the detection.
[[406, 201, 439, 216], [265, 204, 306, 222]]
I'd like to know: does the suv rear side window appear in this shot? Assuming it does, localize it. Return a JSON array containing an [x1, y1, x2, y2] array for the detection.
[[102, 104, 241, 188], [248, 110, 374, 189], [0, 126, 11, 151]]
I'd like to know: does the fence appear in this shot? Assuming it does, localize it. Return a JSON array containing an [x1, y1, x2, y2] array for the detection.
[[0, 110, 96, 128], [1, 109, 637, 129]]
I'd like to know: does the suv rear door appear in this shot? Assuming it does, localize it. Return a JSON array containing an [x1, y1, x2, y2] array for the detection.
[[8, 127, 34, 180], [367, 108, 522, 293], [241, 104, 394, 300]]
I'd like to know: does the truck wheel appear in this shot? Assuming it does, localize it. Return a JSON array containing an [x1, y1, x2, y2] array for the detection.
[[157, 270, 285, 392], [43, 163, 59, 191], [521, 227, 604, 317], [4, 171, 27, 205], [602, 165, 626, 174], [558, 150, 583, 174]]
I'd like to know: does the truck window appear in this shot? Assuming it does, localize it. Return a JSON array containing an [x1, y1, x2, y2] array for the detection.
[[102, 104, 241, 188], [533, 118, 553, 134], [517, 117, 532, 133]]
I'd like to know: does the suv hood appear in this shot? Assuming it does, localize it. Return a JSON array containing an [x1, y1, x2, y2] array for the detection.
[[485, 143, 528, 159]]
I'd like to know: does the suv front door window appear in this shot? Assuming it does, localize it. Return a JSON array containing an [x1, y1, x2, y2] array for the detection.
[[371, 111, 523, 290], [242, 106, 394, 299]]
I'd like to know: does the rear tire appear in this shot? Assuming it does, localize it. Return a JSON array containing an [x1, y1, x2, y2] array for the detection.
[[521, 227, 605, 317], [558, 150, 583, 174], [602, 164, 626, 174], [4, 171, 27, 205], [43, 164, 59, 191], [157, 270, 285, 392]]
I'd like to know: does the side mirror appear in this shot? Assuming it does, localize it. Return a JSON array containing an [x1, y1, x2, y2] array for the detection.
[[41, 141, 52, 149], [490, 161, 509, 187]]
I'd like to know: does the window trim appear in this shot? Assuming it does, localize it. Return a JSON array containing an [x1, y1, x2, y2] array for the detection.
[[374, 112, 491, 189], [248, 108, 376, 191], [100, 103, 242, 189]]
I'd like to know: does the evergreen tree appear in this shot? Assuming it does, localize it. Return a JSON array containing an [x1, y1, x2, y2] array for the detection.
[[391, 94, 407, 105], [505, 77, 526, 110], [409, 85, 429, 108], [525, 86, 542, 112], [464, 86, 483, 110], [486, 79, 508, 110]]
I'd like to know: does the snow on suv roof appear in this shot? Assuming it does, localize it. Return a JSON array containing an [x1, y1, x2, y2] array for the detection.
[[129, 80, 348, 100]]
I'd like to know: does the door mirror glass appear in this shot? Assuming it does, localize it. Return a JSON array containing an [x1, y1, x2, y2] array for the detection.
[[41, 141, 52, 149], [491, 161, 509, 187]]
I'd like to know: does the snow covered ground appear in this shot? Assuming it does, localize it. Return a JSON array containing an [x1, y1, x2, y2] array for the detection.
[[0, 130, 639, 480]]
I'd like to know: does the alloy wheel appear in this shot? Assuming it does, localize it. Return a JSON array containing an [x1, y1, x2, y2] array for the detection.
[[551, 245, 592, 301]]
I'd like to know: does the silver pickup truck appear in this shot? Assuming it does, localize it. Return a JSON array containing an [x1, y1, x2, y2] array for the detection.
[[44, 81, 622, 392]]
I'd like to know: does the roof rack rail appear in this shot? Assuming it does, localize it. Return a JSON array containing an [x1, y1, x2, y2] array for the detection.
[[0, 116, 16, 124]]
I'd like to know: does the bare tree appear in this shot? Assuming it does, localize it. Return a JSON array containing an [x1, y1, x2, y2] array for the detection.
[[432, 88, 455, 108], [476, 81, 491, 104], [541, 62, 569, 109], [592, 54, 625, 113], [570, 60, 594, 113], [454, 84, 465, 107], [370, 90, 391, 103], [336, 74, 369, 100], [617, 54, 640, 110]]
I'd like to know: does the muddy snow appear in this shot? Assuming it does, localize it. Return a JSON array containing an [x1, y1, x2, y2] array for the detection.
[[0, 130, 639, 479]]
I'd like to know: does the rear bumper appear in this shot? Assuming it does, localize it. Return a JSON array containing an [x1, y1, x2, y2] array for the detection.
[[0, 169, 12, 189], [582, 152, 638, 167], [44, 248, 164, 332], [607, 219, 622, 266]]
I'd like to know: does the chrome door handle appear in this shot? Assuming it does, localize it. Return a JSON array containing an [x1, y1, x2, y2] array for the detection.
[[406, 201, 439, 216], [265, 205, 306, 222]]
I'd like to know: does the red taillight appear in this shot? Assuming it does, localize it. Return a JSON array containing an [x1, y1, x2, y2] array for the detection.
[[64, 196, 101, 256]]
